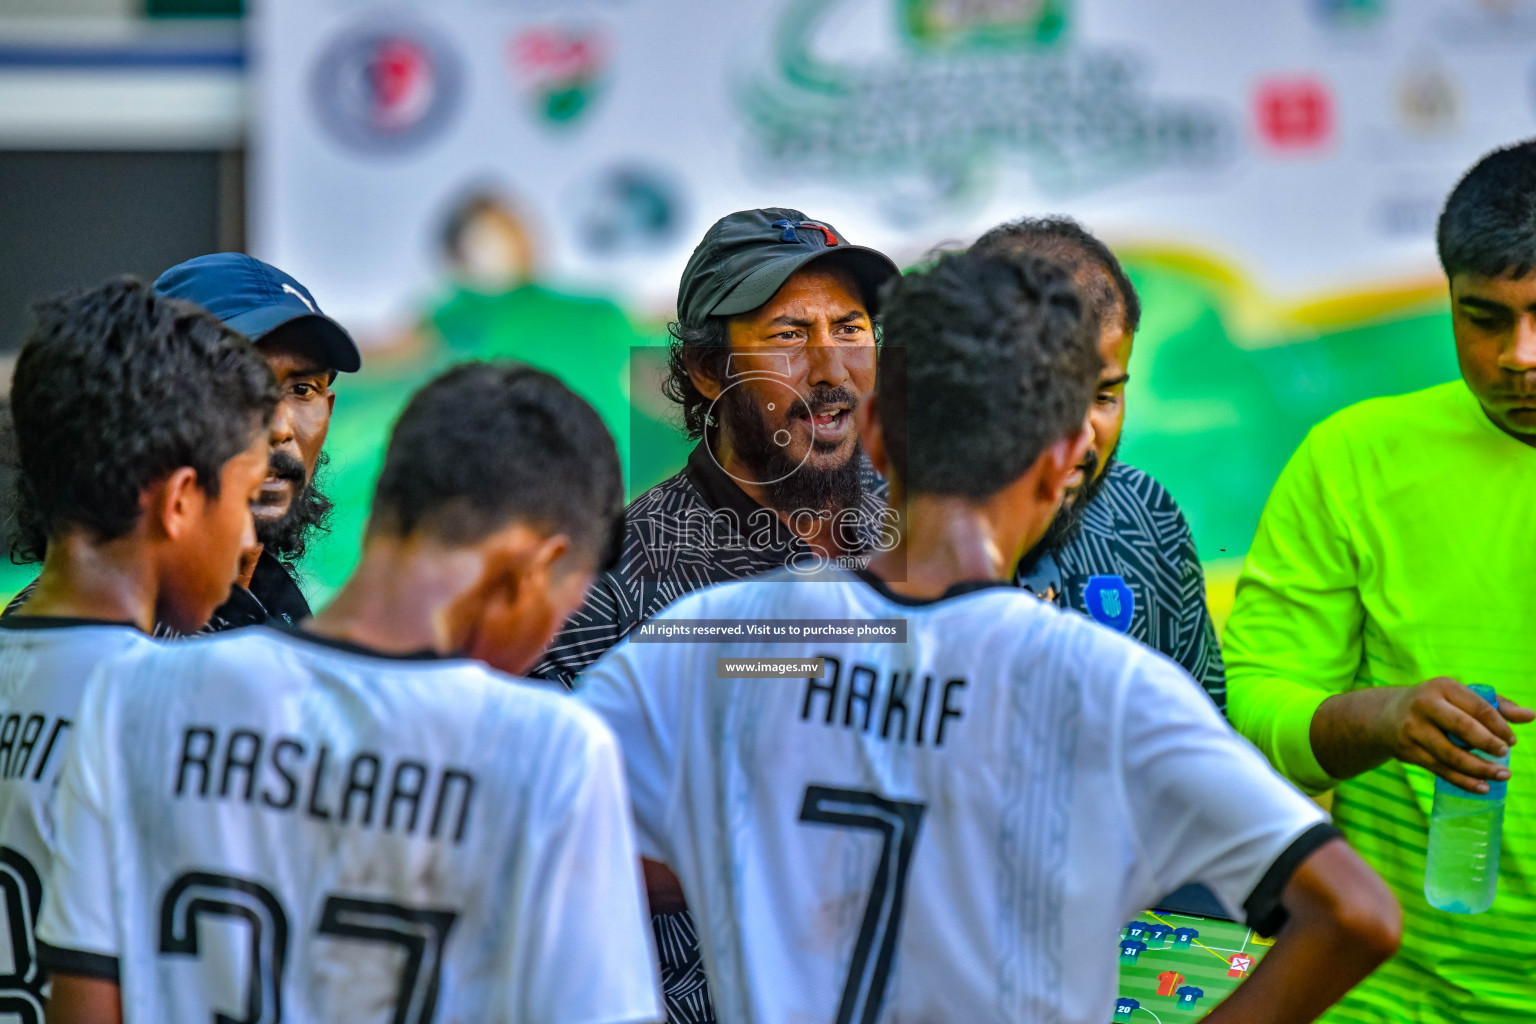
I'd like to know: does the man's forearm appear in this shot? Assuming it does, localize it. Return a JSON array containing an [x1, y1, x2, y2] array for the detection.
[[1309, 689, 1398, 780], [643, 857, 689, 916], [1203, 841, 1399, 1024], [45, 974, 121, 1024]]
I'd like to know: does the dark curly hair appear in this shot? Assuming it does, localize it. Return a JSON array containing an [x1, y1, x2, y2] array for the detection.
[[877, 250, 1101, 498], [10, 277, 278, 552], [663, 317, 731, 440], [0, 400, 44, 565], [371, 362, 625, 570], [972, 215, 1141, 335], [1437, 139, 1536, 281]]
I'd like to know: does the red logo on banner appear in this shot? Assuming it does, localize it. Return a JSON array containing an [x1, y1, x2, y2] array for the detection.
[[368, 38, 435, 131], [311, 20, 463, 153], [1255, 78, 1333, 150], [511, 28, 603, 82]]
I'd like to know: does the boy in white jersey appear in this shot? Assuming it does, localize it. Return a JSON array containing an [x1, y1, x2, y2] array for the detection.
[[580, 251, 1402, 1024], [0, 278, 276, 1022], [40, 363, 662, 1024]]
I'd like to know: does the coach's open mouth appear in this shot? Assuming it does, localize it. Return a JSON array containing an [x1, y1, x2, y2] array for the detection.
[[807, 403, 851, 442], [252, 475, 294, 515]]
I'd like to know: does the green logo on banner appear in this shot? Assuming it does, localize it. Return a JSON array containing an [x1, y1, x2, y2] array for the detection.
[[1313, 0, 1388, 28], [898, 0, 1069, 50], [736, 0, 1230, 206]]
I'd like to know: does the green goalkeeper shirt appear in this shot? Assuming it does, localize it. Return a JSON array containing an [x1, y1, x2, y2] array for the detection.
[[1226, 380, 1536, 1024]]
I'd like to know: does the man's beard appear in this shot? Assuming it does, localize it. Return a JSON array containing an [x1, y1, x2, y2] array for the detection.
[[716, 383, 865, 515], [255, 450, 333, 564], [1023, 441, 1119, 566]]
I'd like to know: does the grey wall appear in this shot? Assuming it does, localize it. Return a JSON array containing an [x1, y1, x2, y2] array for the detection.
[[0, 149, 238, 351]]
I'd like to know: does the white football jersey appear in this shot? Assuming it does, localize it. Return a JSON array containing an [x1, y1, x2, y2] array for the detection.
[[0, 616, 153, 1024], [580, 569, 1329, 1024], [37, 626, 663, 1024]]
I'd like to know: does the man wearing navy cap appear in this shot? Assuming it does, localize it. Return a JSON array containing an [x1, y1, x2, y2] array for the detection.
[[4, 254, 358, 633], [152, 253, 361, 630], [532, 208, 899, 1023]]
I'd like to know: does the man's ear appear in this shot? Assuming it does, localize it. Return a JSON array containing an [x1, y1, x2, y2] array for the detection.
[[856, 393, 889, 479], [144, 467, 204, 543], [1036, 423, 1092, 506], [683, 348, 724, 402], [449, 527, 580, 674], [524, 532, 571, 594], [478, 529, 572, 616]]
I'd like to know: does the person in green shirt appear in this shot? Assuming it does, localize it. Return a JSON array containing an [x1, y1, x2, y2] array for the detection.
[[1225, 141, 1536, 1023], [427, 192, 639, 450], [424, 190, 691, 493]]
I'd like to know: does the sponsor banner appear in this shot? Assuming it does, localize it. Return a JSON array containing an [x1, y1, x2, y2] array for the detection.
[[256, 0, 1536, 336]]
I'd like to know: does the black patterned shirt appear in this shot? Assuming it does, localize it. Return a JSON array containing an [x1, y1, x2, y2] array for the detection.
[[1016, 460, 1227, 712], [531, 443, 890, 688]]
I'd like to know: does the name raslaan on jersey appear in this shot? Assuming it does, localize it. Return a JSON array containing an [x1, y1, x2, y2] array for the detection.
[[800, 654, 967, 746], [173, 725, 477, 844]]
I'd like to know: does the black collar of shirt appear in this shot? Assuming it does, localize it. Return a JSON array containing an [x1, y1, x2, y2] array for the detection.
[[853, 567, 1014, 606], [228, 549, 313, 629], [0, 614, 137, 631], [1014, 548, 1065, 605], [266, 621, 451, 662]]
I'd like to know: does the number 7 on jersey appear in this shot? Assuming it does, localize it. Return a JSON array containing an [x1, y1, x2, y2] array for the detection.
[[798, 786, 926, 1024]]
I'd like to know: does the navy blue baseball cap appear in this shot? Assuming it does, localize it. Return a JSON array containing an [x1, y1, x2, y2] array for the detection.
[[154, 253, 361, 373]]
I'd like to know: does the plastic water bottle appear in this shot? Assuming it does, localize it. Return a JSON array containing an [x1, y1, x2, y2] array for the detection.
[[1424, 684, 1506, 915]]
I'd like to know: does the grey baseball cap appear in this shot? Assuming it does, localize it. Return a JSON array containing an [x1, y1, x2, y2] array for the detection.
[[676, 208, 900, 326]]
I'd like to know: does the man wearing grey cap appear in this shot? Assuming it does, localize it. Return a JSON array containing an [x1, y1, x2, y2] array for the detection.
[[532, 208, 899, 1023]]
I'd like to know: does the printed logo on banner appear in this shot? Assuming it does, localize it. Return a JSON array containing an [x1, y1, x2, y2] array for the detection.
[[1309, 0, 1389, 29], [508, 27, 609, 126], [897, 0, 1069, 50], [738, 0, 1232, 201], [1373, 194, 1440, 238], [311, 20, 463, 154], [574, 166, 683, 255], [1254, 77, 1334, 150], [1396, 62, 1460, 137]]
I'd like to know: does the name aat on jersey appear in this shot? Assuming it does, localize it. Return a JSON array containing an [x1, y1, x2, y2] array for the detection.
[[801, 654, 967, 746], [0, 712, 71, 783], [174, 725, 477, 845]]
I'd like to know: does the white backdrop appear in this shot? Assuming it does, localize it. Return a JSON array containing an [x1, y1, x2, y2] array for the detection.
[[253, 0, 1536, 338]]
